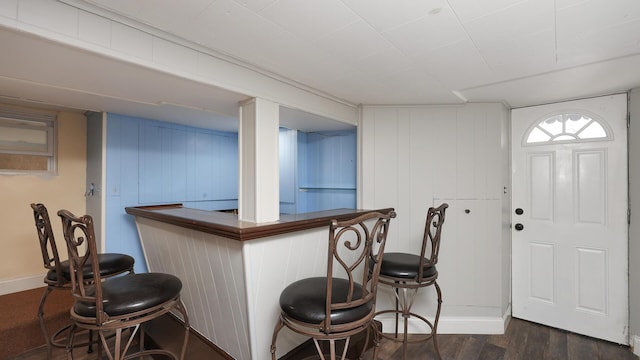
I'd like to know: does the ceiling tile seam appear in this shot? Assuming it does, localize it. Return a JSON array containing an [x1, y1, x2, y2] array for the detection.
[[457, 51, 640, 93], [57, 0, 359, 109], [333, 0, 427, 77], [230, 0, 267, 13], [249, 0, 281, 15], [247, 2, 427, 93], [557, 16, 640, 40], [338, 0, 436, 65], [452, 0, 530, 24], [442, 0, 493, 94], [309, 4, 361, 41], [335, 0, 456, 87], [248, 2, 372, 73]]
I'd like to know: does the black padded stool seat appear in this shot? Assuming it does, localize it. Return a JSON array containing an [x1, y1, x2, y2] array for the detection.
[[379, 253, 437, 279], [74, 273, 182, 317], [46, 254, 135, 283], [279, 277, 373, 325]]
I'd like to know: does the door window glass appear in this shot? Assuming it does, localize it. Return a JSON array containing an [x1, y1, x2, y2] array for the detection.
[[525, 112, 610, 145]]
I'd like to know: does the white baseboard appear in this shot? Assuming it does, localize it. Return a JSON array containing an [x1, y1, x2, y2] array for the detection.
[[377, 312, 510, 335], [0, 274, 45, 296], [633, 335, 640, 357]]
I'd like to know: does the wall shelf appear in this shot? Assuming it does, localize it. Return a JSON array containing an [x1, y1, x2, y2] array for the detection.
[[299, 186, 356, 191]]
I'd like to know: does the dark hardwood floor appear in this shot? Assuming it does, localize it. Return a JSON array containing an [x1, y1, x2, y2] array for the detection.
[[360, 318, 638, 360], [8, 317, 638, 359], [284, 317, 638, 360]]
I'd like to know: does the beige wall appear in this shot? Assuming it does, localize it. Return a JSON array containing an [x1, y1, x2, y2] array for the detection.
[[0, 111, 86, 284]]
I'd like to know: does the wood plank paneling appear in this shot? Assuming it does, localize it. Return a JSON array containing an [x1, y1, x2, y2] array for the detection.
[[136, 217, 251, 360], [360, 104, 510, 334], [106, 114, 239, 272]]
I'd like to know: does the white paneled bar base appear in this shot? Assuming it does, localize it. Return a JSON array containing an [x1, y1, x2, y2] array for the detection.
[[136, 217, 252, 359], [128, 205, 393, 360]]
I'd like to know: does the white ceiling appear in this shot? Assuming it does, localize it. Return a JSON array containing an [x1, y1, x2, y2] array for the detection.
[[2, 0, 640, 131]]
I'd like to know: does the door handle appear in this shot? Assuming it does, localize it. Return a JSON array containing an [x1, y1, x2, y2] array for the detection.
[[515, 223, 524, 231], [515, 208, 524, 215]]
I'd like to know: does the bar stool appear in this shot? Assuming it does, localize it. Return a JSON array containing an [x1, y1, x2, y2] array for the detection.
[[270, 210, 396, 360], [30, 203, 135, 359], [58, 209, 189, 360], [373, 203, 448, 359]]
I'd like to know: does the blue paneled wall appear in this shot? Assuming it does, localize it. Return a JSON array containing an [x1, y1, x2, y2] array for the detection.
[[104, 115, 354, 272], [279, 128, 357, 214], [105, 114, 238, 272], [279, 128, 297, 214]]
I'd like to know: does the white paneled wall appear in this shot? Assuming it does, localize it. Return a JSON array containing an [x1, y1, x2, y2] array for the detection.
[[360, 103, 511, 334]]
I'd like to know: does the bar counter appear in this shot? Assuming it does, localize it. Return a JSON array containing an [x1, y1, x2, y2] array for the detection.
[[125, 204, 393, 241], [126, 205, 393, 360]]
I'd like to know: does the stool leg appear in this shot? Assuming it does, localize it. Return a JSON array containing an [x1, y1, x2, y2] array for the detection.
[[403, 306, 409, 360], [396, 287, 418, 360], [97, 334, 103, 360], [87, 330, 93, 353], [433, 281, 443, 360], [177, 300, 190, 360], [66, 323, 77, 360], [394, 286, 400, 338], [372, 321, 380, 360], [329, 339, 336, 360], [270, 316, 285, 360], [139, 324, 145, 354], [38, 286, 54, 360], [114, 328, 123, 360], [312, 339, 326, 360], [357, 322, 370, 360]]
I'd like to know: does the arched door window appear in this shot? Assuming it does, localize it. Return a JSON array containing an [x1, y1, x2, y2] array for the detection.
[[524, 112, 612, 145]]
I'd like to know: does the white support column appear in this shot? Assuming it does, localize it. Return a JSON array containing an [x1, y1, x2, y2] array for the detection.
[[239, 98, 280, 223]]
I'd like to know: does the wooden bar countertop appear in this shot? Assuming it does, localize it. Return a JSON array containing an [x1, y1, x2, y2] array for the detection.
[[125, 204, 394, 241]]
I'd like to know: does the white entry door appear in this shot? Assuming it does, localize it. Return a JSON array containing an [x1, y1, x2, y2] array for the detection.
[[511, 94, 628, 344]]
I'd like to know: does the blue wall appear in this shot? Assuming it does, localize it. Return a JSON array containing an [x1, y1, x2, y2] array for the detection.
[[104, 115, 355, 272], [105, 114, 238, 272], [279, 127, 298, 214], [279, 129, 357, 214]]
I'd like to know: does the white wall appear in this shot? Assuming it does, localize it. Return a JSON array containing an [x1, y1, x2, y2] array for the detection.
[[359, 103, 511, 333], [629, 89, 640, 353]]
